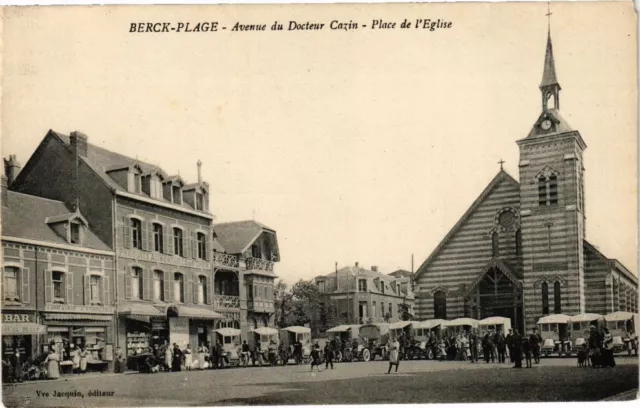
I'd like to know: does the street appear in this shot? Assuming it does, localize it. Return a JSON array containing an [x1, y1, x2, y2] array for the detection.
[[3, 357, 638, 407]]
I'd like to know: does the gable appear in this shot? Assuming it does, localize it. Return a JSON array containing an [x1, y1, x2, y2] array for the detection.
[[415, 171, 521, 286]]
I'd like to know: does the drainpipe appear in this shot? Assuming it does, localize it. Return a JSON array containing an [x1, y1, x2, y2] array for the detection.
[[112, 197, 119, 349]]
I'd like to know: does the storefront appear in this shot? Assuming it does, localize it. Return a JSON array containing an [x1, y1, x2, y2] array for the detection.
[[42, 304, 115, 373], [2, 311, 45, 362], [165, 305, 223, 349]]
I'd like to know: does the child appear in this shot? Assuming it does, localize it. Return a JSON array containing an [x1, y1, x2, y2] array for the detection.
[[577, 343, 589, 368], [310, 344, 323, 372]]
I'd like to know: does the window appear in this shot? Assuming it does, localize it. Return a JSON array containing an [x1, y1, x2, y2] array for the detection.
[[317, 280, 326, 293], [197, 276, 207, 304], [381, 302, 385, 317], [491, 232, 499, 257], [358, 279, 367, 292], [131, 218, 142, 249], [52, 271, 64, 302], [70, 222, 81, 244], [538, 174, 559, 207], [380, 283, 385, 295], [153, 270, 164, 301], [434, 290, 447, 319], [195, 193, 204, 211], [372, 301, 377, 318], [3, 267, 19, 302], [515, 230, 522, 256], [172, 186, 182, 204], [197, 232, 206, 260], [90, 275, 101, 304], [153, 223, 163, 252], [173, 228, 184, 257], [131, 267, 143, 300], [134, 173, 142, 193], [251, 244, 261, 259], [541, 282, 549, 315], [554, 281, 562, 314], [247, 284, 253, 300], [388, 303, 393, 318], [174, 273, 184, 303]]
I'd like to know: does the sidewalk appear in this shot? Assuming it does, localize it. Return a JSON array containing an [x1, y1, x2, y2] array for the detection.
[[3, 370, 139, 387]]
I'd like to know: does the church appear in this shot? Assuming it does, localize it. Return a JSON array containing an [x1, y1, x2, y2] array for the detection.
[[413, 29, 638, 332]]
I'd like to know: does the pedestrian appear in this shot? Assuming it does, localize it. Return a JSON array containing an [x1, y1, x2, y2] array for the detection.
[[70, 344, 80, 374], [324, 341, 334, 369], [164, 343, 172, 372], [11, 348, 23, 383], [386, 336, 400, 374], [530, 328, 541, 364], [512, 329, 523, 369], [506, 328, 514, 363], [602, 327, 615, 367], [522, 332, 532, 368], [310, 344, 323, 372], [469, 329, 479, 363], [171, 343, 183, 372], [587, 325, 602, 368], [114, 346, 126, 373], [495, 329, 506, 363], [79, 347, 88, 374], [184, 344, 193, 370], [45, 349, 60, 380], [214, 340, 223, 369], [482, 332, 494, 363], [198, 343, 207, 369]]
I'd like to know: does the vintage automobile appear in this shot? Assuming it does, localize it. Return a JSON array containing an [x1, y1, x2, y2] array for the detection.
[[326, 324, 361, 362], [604, 311, 638, 355], [478, 316, 512, 335], [356, 322, 391, 362], [406, 320, 445, 359], [537, 314, 571, 357], [569, 313, 605, 356], [442, 318, 479, 337], [214, 328, 242, 368], [249, 327, 279, 366], [279, 326, 312, 364], [389, 321, 419, 360]]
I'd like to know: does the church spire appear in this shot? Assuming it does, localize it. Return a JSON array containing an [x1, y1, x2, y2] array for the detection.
[[540, 4, 561, 112]]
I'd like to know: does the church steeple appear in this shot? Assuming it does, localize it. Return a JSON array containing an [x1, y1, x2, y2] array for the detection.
[[540, 6, 561, 112]]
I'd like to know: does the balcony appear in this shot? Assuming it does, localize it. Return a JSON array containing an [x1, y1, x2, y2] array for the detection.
[[212, 252, 240, 268], [247, 299, 274, 313], [213, 294, 240, 310], [246, 257, 274, 272]]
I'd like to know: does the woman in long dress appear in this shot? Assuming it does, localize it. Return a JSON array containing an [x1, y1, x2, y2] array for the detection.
[[184, 345, 192, 370], [164, 345, 172, 372], [198, 344, 206, 370], [79, 347, 88, 373], [45, 350, 60, 380], [386, 336, 400, 374], [70, 345, 80, 373]]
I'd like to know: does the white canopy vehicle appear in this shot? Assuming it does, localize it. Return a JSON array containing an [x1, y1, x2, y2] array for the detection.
[[442, 318, 479, 337], [411, 320, 446, 359], [604, 311, 638, 354], [214, 328, 242, 368], [537, 314, 571, 357], [279, 326, 312, 364], [249, 327, 279, 366], [569, 313, 605, 356], [326, 325, 361, 362], [478, 316, 512, 335]]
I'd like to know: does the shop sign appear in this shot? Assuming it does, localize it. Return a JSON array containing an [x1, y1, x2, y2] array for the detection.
[[169, 317, 189, 348], [44, 304, 115, 314], [118, 248, 210, 269], [151, 317, 168, 331], [3, 312, 35, 323]]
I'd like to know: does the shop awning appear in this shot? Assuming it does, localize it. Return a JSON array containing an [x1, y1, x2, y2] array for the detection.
[[215, 328, 241, 337], [45, 313, 112, 321], [3, 323, 47, 335], [173, 306, 224, 320], [119, 302, 165, 318]]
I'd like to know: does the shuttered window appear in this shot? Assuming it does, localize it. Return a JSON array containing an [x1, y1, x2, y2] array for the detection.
[[90, 275, 102, 304], [131, 267, 143, 300], [173, 228, 184, 257], [3, 267, 19, 302], [131, 219, 143, 249], [197, 232, 206, 260], [153, 223, 164, 252], [153, 270, 164, 301], [174, 273, 184, 303]]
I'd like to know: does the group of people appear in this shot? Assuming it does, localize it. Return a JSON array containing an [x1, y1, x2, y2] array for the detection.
[[136, 341, 235, 373], [583, 326, 617, 368]]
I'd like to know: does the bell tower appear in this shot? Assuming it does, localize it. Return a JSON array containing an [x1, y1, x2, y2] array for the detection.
[[517, 12, 588, 329]]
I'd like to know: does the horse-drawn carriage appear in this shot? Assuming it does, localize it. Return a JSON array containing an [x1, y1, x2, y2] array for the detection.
[[537, 314, 571, 357], [326, 324, 361, 362], [355, 323, 390, 362], [213, 328, 243, 368], [604, 311, 638, 355], [569, 313, 605, 357], [279, 326, 312, 364], [249, 327, 279, 366]]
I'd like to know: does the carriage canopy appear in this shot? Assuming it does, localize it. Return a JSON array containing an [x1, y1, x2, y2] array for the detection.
[[443, 318, 479, 328], [537, 314, 572, 325]]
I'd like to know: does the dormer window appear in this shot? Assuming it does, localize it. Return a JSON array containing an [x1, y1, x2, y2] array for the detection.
[[69, 222, 81, 244], [134, 173, 142, 193], [172, 185, 182, 204], [195, 192, 204, 211]]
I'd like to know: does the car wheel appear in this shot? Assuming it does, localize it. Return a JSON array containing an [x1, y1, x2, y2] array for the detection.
[[362, 349, 371, 362]]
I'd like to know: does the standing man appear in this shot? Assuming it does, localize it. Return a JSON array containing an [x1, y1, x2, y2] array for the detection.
[[324, 341, 334, 370], [512, 329, 523, 369], [495, 329, 506, 364], [468, 329, 478, 363], [506, 328, 514, 363], [530, 328, 541, 364], [386, 336, 400, 374]]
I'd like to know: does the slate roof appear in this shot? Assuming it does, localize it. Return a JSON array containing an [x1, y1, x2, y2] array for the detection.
[[526, 109, 574, 139], [213, 220, 277, 257], [413, 170, 519, 281], [320, 266, 413, 298], [388, 269, 413, 278], [540, 33, 560, 89], [51, 131, 207, 211], [2, 191, 111, 251]]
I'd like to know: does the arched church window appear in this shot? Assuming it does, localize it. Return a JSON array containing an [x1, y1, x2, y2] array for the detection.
[[515, 230, 522, 256], [433, 291, 447, 320], [538, 174, 559, 207], [541, 282, 549, 315], [491, 232, 499, 257], [553, 281, 562, 313], [549, 176, 558, 205]]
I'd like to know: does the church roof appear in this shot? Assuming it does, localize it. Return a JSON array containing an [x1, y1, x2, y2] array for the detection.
[[413, 170, 519, 281], [540, 33, 560, 89], [524, 108, 574, 140]]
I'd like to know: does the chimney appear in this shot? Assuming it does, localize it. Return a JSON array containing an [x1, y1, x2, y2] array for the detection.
[[197, 160, 202, 184], [3, 155, 21, 186], [1, 175, 8, 207], [371, 266, 378, 272], [70, 131, 88, 157], [355, 262, 359, 268]]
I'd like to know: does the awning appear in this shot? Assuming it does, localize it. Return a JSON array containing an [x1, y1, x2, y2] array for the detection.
[[537, 314, 572, 325], [280, 326, 310, 334], [3, 323, 47, 335], [569, 313, 604, 323], [389, 321, 415, 330], [45, 313, 112, 321], [173, 306, 224, 320], [119, 302, 165, 318], [215, 328, 241, 337], [443, 318, 479, 328], [479, 316, 510, 325], [252, 327, 278, 336], [604, 311, 636, 322], [326, 325, 360, 333]]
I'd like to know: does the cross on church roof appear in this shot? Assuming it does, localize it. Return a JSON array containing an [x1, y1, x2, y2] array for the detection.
[[545, 2, 553, 33], [498, 159, 505, 170]]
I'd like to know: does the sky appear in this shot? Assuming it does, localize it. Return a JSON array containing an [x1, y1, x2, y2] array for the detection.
[[2, 2, 637, 283]]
